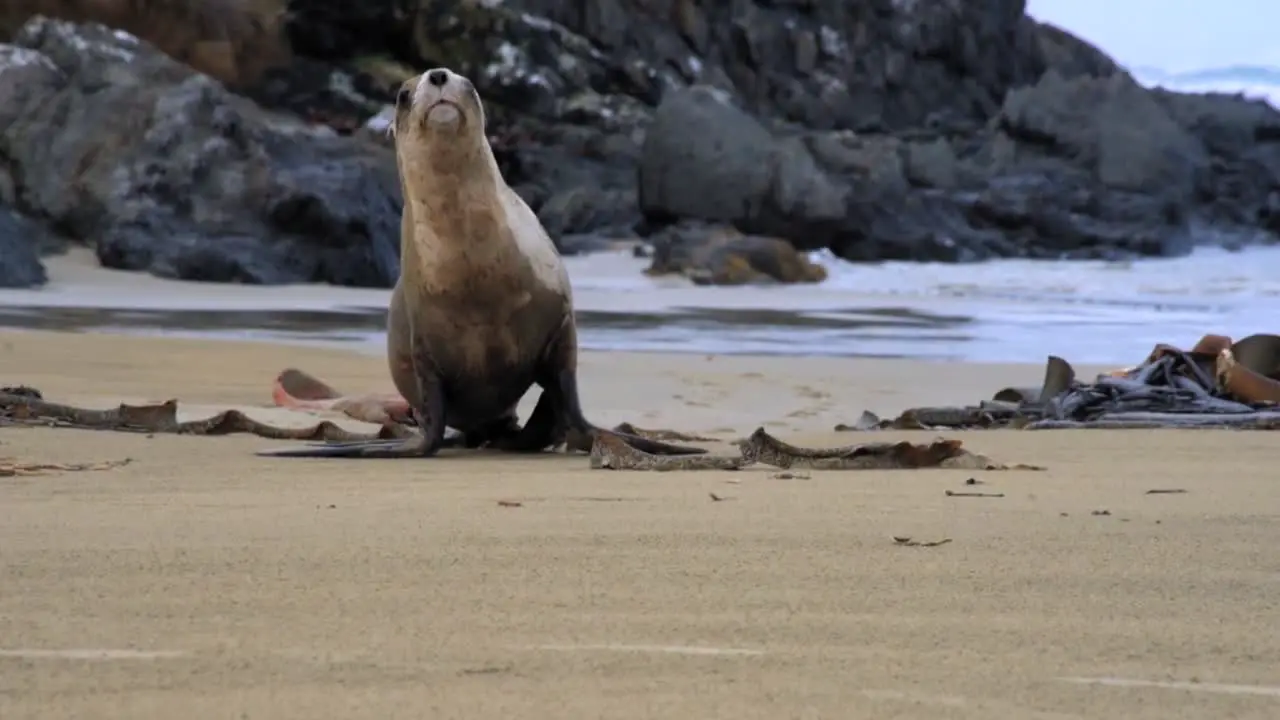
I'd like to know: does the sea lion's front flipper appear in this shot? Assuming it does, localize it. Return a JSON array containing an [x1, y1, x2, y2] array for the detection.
[[538, 320, 707, 457], [490, 389, 564, 453], [553, 368, 706, 456]]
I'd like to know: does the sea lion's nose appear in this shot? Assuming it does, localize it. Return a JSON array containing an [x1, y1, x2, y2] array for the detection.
[[427, 69, 448, 88]]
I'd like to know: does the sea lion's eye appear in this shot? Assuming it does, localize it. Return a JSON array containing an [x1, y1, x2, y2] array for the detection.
[[396, 86, 412, 109]]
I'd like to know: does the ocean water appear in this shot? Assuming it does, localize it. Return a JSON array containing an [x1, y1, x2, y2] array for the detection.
[[2, 243, 1276, 365], [1131, 65, 1280, 108], [1, 67, 1277, 366], [564, 244, 1280, 363]]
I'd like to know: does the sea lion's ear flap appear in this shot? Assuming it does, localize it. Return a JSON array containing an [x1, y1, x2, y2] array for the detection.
[[395, 81, 413, 112]]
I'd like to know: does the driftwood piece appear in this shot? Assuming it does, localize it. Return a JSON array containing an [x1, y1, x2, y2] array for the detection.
[[590, 427, 1042, 472], [0, 392, 410, 442], [589, 431, 745, 471], [4, 391, 1039, 473], [610, 422, 715, 443], [893, 536, 953, 547], [1, 457, 132, 477], [836, 351, 1280, 432], [1023, 412, 1280, 430], [736, 429, 1043, 471]]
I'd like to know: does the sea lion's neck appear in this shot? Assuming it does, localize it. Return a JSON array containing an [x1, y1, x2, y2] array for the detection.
[[400, 145, 508, 271]]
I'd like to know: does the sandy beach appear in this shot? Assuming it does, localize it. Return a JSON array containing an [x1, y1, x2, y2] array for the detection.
[[2, 328, 1279, 719]]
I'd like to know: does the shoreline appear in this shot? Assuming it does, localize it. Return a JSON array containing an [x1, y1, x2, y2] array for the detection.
[[0, 328, 1115, 432], [1, 247, 1274, 365]]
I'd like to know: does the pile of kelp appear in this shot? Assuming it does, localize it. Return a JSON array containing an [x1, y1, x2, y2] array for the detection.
[[846, 338, 1280, 431]]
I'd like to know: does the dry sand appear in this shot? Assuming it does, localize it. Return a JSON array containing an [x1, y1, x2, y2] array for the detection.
[[1, 328, 1278, 719]]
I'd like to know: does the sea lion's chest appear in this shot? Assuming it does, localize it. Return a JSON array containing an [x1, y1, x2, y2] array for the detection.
[[409, 247, 567, 378]]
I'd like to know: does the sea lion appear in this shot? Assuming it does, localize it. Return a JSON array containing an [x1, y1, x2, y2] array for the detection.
[[258, 67, 705, 459]]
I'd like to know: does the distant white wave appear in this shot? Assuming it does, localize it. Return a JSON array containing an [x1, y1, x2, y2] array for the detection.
[[809, 245, 1280, 305], [1131, 64, 1280, 108]]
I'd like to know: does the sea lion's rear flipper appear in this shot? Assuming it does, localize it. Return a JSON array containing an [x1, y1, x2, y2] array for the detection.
[[551, 368, 707, 457], [256, 437, 432, 458], [256, 426, 470, 458], [275, 369, 344, 402], [258, 397, 463, 459]]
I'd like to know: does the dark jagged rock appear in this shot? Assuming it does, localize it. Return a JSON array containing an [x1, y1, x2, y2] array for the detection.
[[638, 67, 1272, 263], [1, 17, 401, 286], [0, 204, 53, 288]]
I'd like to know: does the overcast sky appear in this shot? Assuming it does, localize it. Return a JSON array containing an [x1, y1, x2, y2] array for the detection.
[[1026, 0, 1273, 72]]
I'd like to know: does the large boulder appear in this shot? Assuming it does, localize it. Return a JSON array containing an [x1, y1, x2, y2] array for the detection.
[[1152, 89, 1280, 237], [993, 71, 1208, 201], [637, 86, 848, 249], [1, 17, 401, 286], [638, 86, 1013, 263]]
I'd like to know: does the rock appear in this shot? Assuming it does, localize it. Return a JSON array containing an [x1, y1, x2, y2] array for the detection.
[[4, 1, 1280, 284], [2, 0, 295, 92], [640, 62, 1275, 264], [1, 17, 401, 286], [638, 86, 850, 250], [0, 204, 53, 288], [645, 222, 827, 286], [638, 85, 1017, 263], [994, 71, 1207, 200], [1153, 89, 1280, 235], [1029, 21, 1121, 81]]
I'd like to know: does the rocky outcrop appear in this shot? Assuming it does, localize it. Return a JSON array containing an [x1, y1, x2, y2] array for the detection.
[[1, 2, 1279, 287], [1, 18, 401, 286], [636, 69, 1272, 263]]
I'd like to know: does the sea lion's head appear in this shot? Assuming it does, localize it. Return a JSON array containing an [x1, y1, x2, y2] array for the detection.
[[392, 67, 487, 168]]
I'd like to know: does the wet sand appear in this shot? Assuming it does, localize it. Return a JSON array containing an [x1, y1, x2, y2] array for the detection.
[[2, 329, 1279, 719]]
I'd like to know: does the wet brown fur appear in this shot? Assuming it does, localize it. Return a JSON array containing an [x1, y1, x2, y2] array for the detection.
[[386, 69, 570, 436]]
